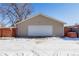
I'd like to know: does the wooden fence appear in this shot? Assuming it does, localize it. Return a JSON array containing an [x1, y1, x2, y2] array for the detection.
[[0, 28, 16, 37]]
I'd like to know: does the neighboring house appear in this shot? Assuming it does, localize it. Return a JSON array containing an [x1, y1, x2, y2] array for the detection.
[[64, 24, 79, 38], [15, 14, 65, 37]]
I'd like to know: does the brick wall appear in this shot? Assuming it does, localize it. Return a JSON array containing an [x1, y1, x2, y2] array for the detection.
[[0, 28, 16, 37]]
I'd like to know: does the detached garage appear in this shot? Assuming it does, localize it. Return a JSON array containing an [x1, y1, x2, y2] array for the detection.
[[16, 14, 65, 37]]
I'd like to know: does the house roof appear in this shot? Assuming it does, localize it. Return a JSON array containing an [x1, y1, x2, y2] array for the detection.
[[16, 13, 65, 25]]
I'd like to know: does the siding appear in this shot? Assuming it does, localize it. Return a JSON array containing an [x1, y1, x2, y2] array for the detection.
[[16, 15, 64, 37]]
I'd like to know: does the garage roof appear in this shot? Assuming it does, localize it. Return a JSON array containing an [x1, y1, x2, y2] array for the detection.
[[15, 13, 65, 25]]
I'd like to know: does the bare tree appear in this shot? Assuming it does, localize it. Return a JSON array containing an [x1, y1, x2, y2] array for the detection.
[[0, 3, 32, 26]]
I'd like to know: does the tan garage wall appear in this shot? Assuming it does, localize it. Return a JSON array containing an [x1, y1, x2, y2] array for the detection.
[[16, 15, 64, 37]]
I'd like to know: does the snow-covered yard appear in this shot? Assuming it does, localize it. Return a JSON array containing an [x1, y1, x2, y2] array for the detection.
[[0, 37, 79, 56]]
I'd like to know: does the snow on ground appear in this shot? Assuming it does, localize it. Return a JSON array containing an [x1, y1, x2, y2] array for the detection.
[[0, 37, 79, 56]]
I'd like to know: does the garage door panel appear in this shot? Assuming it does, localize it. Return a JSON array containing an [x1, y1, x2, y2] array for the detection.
[[28, 25, 53, 36]]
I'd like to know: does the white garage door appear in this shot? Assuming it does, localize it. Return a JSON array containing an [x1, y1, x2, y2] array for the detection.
[[28, 25, 53, 36]]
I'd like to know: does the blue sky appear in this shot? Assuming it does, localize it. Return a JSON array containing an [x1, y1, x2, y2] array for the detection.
[[32, 3, 79, 26]]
